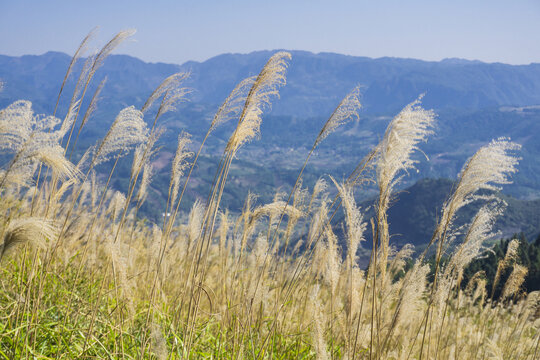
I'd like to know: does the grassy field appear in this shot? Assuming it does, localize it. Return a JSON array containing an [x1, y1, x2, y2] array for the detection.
[[0, 30, 538, 359]]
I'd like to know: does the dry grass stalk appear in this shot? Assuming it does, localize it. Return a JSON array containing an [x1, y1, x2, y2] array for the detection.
[[142, 72, 190, 114], [169, 132, 193, 212], [226, 52, 291, 154], [0, 218, 57, 260], [1, 33, 538, 360], [93, 106, 149, 166]]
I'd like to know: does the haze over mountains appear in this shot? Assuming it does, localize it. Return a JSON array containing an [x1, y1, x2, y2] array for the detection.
[[1, 50, 539, 243], [2, 50, 540, 116]]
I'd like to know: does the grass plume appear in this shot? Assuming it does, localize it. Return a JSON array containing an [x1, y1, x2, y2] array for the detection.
[[0, 33, 537, 360]]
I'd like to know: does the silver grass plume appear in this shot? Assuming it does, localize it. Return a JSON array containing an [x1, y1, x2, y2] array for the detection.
[[59, 52, 95, 149], [142, 72, 190, 114], [0, 160, 38, 189], [330, 177, 366, 268], [170, 132, 193, 207], [137, 163, 153, 205], [0, 101, 62, 144], [131, 145, 145, 182], [433, 138, 520, 250], [64, 28, 95, 80], [308, 284, 329, 360], [187, 200, 205, 245], [0, 100, 38, 151], [0, 218, 57, 260], [0, 101, 81, 185], [77, 77, 107, 134], [90, 171, 98, 209], [51, 178, 77, 206], [131, 129, 162, 181], [209, 76, 256, 133], [238, 192, 258, 248], [377, 95, 435, 201], [322, 226, 341, 295], [53, 27, 96, 115], [93, 106, 149, 165], [75, 148, 93, 174], [465, 271, 487, 303], [218, 210, 230, 259], [103, 235, 135, 312], [394, 261, 430, 329], [90, 29, 136, 80], [226, 52, 291, 154], [375, 96, 434, 269], [31, 145, 82, 181], [314, 86, 362, 147], [433, 201, 506, 324], [107, 191, 127, 223], [310, 178, 328, 208], [492, 238, 521, 298], [59, 100, 81, 139], [419, 138, 521, 354], [78, 178, 92, 208], [149, 224, 163, 269], [60, 52, 95, 150], [502, 264, 528, 300], [248, 233, 272, 309], [503, 238, 520, 265], [251, 200, 302, 225], [156, 87, 191, 122], [388, 243, 415, 276], [308, 198, 329, 248], [64, 30, 133, 123], [71, 55, 95, 107], [446, 200, 506, 281], [60, 30, 135, 151]]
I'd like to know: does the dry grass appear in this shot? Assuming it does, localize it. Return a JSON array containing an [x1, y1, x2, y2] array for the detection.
[[0, 30, 538, 359]]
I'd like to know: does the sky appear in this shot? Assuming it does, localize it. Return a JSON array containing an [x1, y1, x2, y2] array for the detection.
[[1, 0, 539, 65]]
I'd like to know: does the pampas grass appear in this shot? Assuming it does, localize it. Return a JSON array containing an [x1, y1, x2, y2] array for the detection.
[[93, 106, 149, 166], [0, 32, 537, 360], [430, 137, 521, 258], [502, 264, 528, 300], [315, 86, 362, 147], [0, 218, 56, 260], [52, 27, 96, 116], [169, 132, 193, 213], [226, 52, 291, 154], [0, 100, 34, 151], [142, 72, 190, 114]]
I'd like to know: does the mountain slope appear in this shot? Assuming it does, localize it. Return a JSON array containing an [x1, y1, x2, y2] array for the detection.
[[1, 51, 540, 206], [351, 178, 540, 251]]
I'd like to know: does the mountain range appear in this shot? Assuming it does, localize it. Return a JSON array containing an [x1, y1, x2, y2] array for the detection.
[[2, 50, 540, 116], [1, 50, 539, 239]]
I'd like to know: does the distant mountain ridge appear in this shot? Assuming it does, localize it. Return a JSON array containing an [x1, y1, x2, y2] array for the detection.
[[1, 50, 540, 204], [2, 50, 540, 118], [177, 50, 540, 115]]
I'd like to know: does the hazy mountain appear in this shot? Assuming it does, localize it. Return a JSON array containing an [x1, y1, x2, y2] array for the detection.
[[1, 50, 540, 207], [2, 50, 540, 117]]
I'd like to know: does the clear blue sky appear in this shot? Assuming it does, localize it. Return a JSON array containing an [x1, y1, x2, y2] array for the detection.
[[1, 0, 539, 65]]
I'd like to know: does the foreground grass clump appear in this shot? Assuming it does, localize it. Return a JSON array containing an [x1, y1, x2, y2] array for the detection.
[[0, 30, 539, 359]]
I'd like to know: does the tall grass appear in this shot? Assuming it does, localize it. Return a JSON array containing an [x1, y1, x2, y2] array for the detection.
[[0, 31, 538, 359]]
